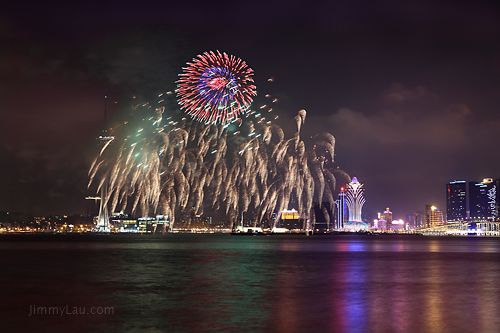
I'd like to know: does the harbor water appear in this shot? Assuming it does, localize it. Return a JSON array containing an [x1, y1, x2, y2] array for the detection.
[[1, 233, 500, 332]]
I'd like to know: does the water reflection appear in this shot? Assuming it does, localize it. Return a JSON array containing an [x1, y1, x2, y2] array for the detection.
[[341, 260, 369, 332], [273, 253, 301, 332], [2, 234, 500, 332], [425, 258, 443, 331]]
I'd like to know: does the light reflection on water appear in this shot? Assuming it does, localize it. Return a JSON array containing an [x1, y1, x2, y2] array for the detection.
[[1, 234, 500, 332]]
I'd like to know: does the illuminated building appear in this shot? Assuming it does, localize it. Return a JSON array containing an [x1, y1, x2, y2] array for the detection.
[[496, 178, 500, 221], [409, 212, 425, 229], [469, 178, 496, 222], [425, 205, 444, 228], [384, 208, 393, 230], [138, 215, 170, 233], [446, 180, 467, 223], [375, 217, 387, 231], [335, 187, 347, 230], [110, 212, 138, 232], [279, 209, 302, 230], [391, 219, 406, 231], [345, 177, 368, 231]]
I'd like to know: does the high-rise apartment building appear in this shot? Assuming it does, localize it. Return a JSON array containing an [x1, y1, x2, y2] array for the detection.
[[469, 180, 488, 221], [446, 180, 467, 223]]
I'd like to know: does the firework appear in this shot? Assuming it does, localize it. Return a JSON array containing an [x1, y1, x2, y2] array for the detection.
[[89, 102, 349, 232], [176, 51, 257, 125], [90, 56, 348, 231]]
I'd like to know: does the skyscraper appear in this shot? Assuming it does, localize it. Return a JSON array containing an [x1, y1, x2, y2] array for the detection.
[[335, 187, 347, 230], [345, 177, 368, 231], [469, 181, 488, 221], [469, 178, 497, 221], [446, 180, 467, 223]]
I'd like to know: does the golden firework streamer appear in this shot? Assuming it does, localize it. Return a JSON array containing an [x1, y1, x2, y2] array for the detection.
[[88, 105, 349, 228], [88, 160, 104, 188]]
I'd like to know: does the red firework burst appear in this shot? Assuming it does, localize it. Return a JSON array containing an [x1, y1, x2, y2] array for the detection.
[[176, 51, 257, 124]]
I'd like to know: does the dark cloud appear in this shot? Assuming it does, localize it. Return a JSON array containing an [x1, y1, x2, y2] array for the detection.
[[82, 30, 193, 98], [304, 82, 499, 218]]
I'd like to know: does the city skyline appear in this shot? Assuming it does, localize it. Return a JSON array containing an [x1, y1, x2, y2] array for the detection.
[[3, 1, 500, 220]]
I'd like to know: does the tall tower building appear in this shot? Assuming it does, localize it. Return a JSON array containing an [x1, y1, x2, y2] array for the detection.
[[469, 181, 488, 221], [335, 187, 347, 230], [470, 178, 497, 222], [446, 180, 467, 223], [345, 177, 368, 231], [95, 96, 114, 232]]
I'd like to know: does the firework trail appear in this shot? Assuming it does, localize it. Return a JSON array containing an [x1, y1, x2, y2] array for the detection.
[[89, 107, 348, 230]]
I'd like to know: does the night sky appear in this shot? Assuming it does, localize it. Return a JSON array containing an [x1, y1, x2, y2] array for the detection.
[[3, 0, 500, 219]]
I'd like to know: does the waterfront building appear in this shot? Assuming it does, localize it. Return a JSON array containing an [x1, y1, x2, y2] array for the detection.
[[446, 180, 467, 223], [335, 187, 347, 230], [345, 177, 369, 231], [425, 205, 444, 228], [496, 178, 500, 221], [280, 209, 302, 230], [485, 179, 496, 221], [375, 217, 387, 231], [409, 212, 425, 229], [469, 178, 496, 222], [384, 208, 393, 231], [110, 212, 138, 232], [391, 219, 406, 231], [469, 180, 489, 221]]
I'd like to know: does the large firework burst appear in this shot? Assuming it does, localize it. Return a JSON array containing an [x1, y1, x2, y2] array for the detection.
[[176, 51, 257, 125]]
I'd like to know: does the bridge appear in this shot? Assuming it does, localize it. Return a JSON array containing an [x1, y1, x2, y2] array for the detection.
[[420, 221, 500, 236]]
